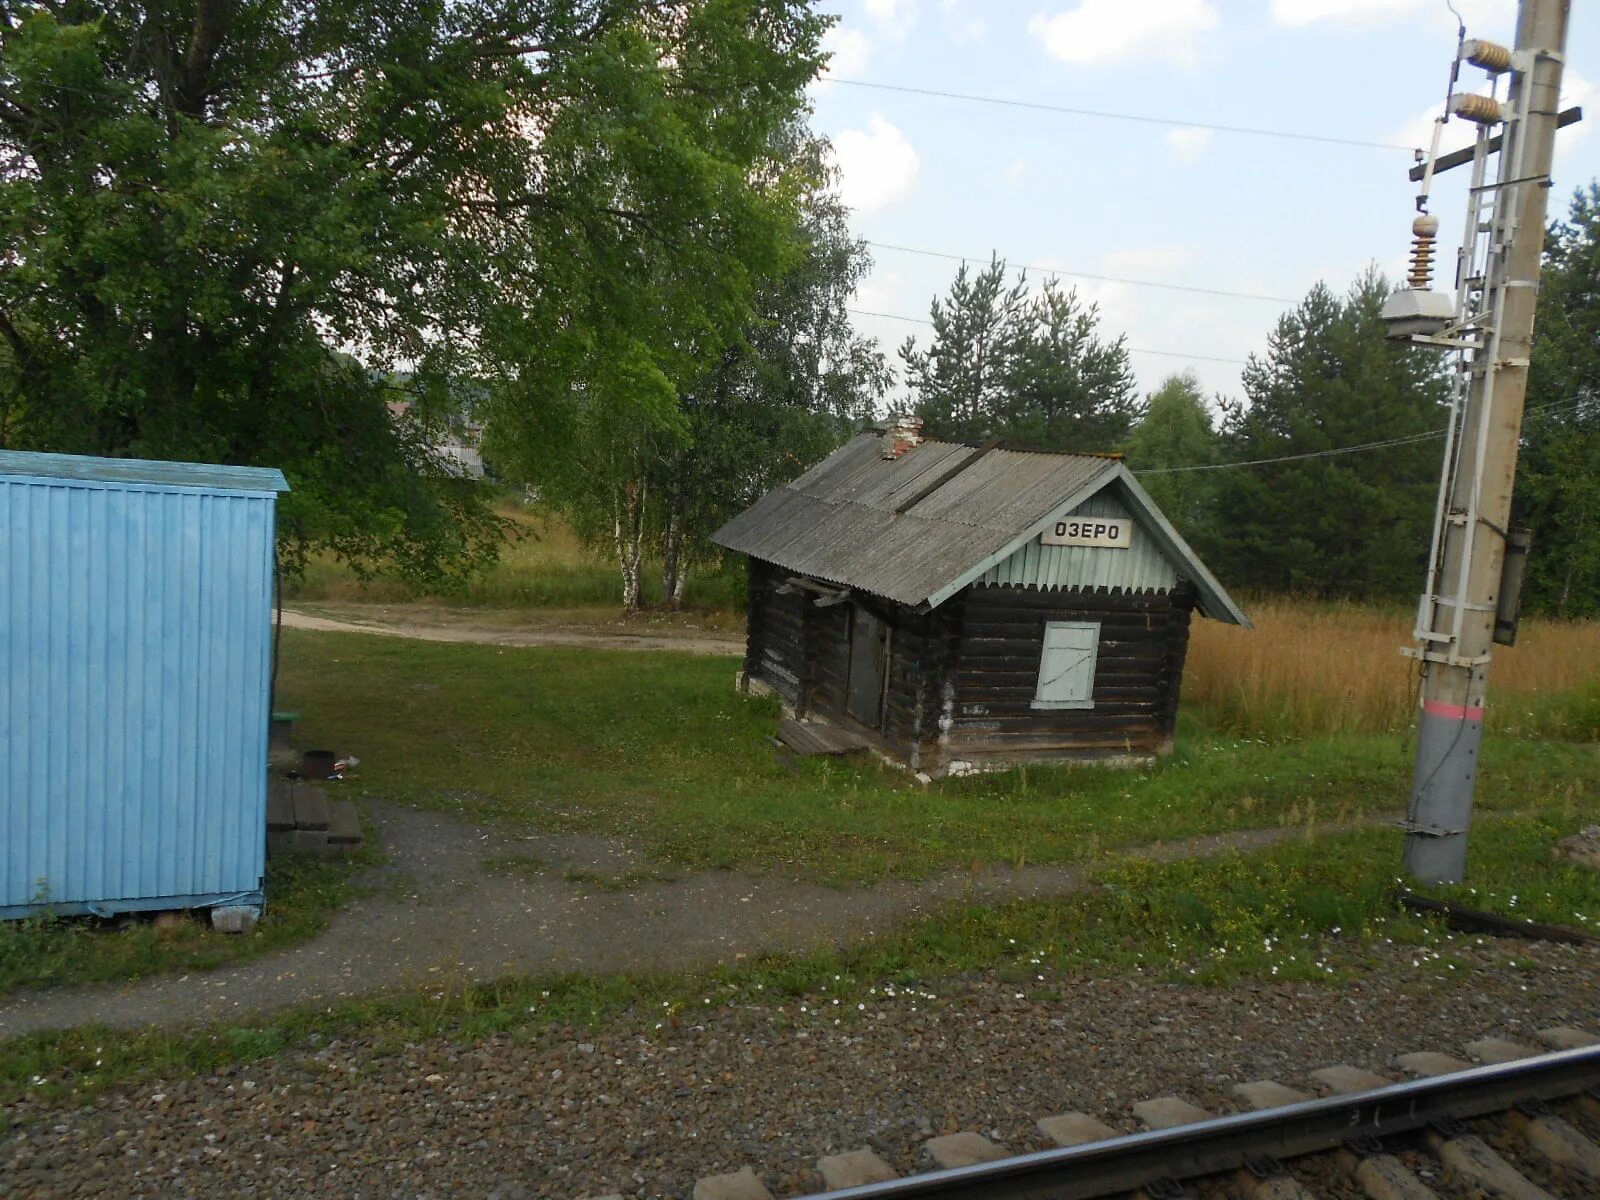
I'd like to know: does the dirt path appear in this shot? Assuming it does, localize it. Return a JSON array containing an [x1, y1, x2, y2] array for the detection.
[[0, 802, 1360, 1037], [279, 605, 745, 656]]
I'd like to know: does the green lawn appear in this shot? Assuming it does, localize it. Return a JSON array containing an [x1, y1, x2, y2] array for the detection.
[[4, 627, 1596, 1108], [280, 628, 1600, 883]]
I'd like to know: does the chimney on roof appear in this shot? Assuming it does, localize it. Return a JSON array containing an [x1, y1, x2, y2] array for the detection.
[[882, 413, 924, 460]]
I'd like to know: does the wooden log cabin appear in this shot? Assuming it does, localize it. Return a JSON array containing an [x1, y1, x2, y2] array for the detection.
[[711, 419, 1249, 776]]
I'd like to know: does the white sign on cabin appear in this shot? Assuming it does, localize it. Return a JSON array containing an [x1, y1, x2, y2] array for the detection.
[[1041, 515, 1131, 549]]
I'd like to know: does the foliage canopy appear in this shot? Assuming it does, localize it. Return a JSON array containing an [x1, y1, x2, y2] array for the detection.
[[1520, 184, 1600, 618], [899, 257, 1139, 450], [488, 124, 887, 607], [0, 0, 825, 575]]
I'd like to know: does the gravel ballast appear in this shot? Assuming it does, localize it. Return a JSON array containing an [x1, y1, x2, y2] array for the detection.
[[4, 940, 1597, 1200]]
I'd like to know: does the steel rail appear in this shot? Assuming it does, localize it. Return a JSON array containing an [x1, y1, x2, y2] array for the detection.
[[797, 1046, 1600, 1200]]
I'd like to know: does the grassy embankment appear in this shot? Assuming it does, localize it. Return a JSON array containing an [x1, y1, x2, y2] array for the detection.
[[4, 596, 1597, 997], [265, 627, 1600, 883], [4, 543, 1598, 1107], [288, 505, 1600, 742], [4, 811, 1595, 1111], [0, 846, 375, 998]]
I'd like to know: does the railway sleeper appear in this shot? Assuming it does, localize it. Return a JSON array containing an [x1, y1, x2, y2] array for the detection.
[[677, 1031, 1600, 1200]]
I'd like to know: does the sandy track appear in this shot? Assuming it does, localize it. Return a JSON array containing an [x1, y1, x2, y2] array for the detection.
[[279, 606, 745, 656], [0, 802, 1360, 1037]]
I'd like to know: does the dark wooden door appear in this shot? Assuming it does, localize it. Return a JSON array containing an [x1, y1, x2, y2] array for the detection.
[[846, 605, 889, 728]]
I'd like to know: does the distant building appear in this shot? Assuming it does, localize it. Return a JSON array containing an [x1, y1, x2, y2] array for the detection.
[[386, 397, 485, 479], [712, 418, 1249, 776]]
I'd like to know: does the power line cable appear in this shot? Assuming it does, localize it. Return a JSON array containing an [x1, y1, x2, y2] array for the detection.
[[866, 241, 1295, 304], [827, 79, 1417, 152], [845, 307, 1247, 365], [1139, 431, 1445, 473], [1137, 395, 1591, 475]]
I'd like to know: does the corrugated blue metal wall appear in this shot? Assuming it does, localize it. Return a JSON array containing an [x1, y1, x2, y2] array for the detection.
[[0, 460, 282, 917], [977, 488, 1179, 594]]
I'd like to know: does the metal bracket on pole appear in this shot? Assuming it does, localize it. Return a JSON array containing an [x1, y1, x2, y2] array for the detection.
[[1398, 820, 1466, 838], [1400, 646, 1493, 667]]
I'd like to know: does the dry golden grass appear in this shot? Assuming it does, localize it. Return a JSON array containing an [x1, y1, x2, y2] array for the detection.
[[1186, 597, 1600, 738]]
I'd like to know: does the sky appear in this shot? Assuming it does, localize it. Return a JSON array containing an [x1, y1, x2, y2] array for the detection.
[[807, 0, 1600, 407]]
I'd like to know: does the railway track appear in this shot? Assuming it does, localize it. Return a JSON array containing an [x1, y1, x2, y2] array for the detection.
[[683, 1027, 1600, 1200]]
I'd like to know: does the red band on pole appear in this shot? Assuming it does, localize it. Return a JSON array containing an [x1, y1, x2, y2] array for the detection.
[[1423, 699, 1485, 721]]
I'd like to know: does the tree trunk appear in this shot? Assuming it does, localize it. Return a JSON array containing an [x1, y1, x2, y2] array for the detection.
[[613, 479, 647, 611], [620, 553, 641, 610], [660, 471, 688, 609], [661, 519, 681, 609]]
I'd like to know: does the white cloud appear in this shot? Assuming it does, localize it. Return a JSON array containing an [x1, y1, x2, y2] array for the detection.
[[854, 269, 908, 315], [1003, 157, 1030, 185], [1390, 102, 1476, 160], [865, 0, 919, 39], [938, 0, 987, 43], [832, 116, 921, 214], [1556, 70, 1596, 164], [1029, 0, 1218, 66], [1165, 127, 1213, 164], [821, 25, 871, 78], [1271, 0, 1514, 29]]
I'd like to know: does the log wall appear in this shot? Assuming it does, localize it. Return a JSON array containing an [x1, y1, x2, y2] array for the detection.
[[743, 558, 807, 707], [745, 563, 1197, 773], [938, 582, 1196, 766], [801, 594, 943, 767]]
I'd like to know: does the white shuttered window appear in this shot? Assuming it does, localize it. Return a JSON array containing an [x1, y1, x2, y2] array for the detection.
[[1032, 621, 1099, 709]]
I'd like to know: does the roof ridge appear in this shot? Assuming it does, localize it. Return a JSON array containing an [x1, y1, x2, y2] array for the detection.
[[915, 434, 1123, 460]]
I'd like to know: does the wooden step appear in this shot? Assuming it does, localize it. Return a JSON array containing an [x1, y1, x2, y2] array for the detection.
[[327, 800, 363, 847], [777, 718, 870, 757]]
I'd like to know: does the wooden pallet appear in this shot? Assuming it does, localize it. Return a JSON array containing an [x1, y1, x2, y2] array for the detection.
[[777, 718, 870, 757]]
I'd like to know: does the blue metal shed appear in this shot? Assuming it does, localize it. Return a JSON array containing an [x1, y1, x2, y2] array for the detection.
[[0, 450, 289, 919]]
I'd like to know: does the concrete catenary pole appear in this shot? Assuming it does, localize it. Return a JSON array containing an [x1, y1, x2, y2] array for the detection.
[[1404, 0, 1570, 884]]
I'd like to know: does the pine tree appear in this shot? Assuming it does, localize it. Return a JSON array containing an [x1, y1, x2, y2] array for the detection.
[[1001, 279, 1140, 450], [1519, 183, 1600, 617], [900, 259, 1136, 448], [899, 257, 1030, 441], [1211, 272, 1450, 600]]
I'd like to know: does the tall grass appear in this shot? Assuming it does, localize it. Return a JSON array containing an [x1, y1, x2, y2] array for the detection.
[[1186, 597, 1600, 740], [285, 505, 746, 613]]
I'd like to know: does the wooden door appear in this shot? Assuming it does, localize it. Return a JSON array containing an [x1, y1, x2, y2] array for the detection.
[[846, 605, 889, 728]]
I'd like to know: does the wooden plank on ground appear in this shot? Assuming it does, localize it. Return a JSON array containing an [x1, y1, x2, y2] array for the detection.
[[777, 718, 869, 757], [266, 782, 296, 832]]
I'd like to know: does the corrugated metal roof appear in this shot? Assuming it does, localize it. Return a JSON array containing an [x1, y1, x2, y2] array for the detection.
[[714, 431, 1249, 625], [713, 433, 1117, 608], [0, 450, 290, 494]]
